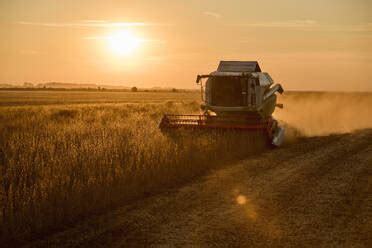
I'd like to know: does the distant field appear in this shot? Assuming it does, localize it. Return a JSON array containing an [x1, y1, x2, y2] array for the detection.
[[0, 90, 200, 106]]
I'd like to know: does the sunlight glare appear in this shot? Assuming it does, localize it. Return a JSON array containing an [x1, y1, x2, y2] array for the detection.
[[106, 30, 141, 56]]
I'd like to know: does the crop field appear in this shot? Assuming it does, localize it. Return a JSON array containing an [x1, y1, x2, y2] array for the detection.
[[0, 90, 371, 247]]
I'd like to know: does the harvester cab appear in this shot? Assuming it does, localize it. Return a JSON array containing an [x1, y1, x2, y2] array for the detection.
[[160, 61, 285, 147]]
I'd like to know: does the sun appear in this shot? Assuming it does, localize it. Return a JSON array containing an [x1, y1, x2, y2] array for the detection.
[[106, 30, 141, 56]]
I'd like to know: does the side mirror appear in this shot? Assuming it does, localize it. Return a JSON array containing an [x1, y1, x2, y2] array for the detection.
[[196, 75, 201, 84]]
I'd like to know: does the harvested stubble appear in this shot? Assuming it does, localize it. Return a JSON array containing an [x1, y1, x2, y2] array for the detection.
[[0, 102, 264, 243]]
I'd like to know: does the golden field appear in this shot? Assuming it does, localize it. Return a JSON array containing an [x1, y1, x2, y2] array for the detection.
[[1, 90, 371, 245], [0, 91, 263, 243]]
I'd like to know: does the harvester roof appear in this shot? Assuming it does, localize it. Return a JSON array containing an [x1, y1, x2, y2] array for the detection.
[[217, 61, 261, 73]]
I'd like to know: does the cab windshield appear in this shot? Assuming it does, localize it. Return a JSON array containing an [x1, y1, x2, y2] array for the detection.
[[210, 76, 246, 107]]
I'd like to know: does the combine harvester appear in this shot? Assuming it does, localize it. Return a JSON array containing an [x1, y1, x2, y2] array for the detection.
[[160, 61, 285, 147]]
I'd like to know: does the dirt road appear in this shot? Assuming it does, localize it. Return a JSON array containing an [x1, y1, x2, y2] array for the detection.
[[29, 129, 372, 247]]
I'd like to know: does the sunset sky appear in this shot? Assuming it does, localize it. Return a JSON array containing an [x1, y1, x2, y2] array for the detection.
[[1, 0, 371, 91]]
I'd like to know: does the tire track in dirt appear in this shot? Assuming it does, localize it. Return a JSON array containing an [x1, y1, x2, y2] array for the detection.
[[262, 144, 372, 247], [320, 147, 372, 246], [27, 129, 372, 248]]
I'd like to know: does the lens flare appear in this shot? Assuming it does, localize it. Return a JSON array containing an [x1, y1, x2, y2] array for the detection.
[[237, 195, 247, 205]]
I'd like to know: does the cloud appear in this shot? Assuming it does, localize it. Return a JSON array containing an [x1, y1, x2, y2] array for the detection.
[[237, 20, 318, 28], [203, 11, 222, 18], [83, 20, 108, 23], [334, 23, 372, 32], [84, 36, 167, 44], [15, 20, 167, 28], [234, 20, 372, 33]]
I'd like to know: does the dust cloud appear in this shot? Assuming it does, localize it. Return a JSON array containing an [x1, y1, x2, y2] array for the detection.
[[274, 92, 372, 137]]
